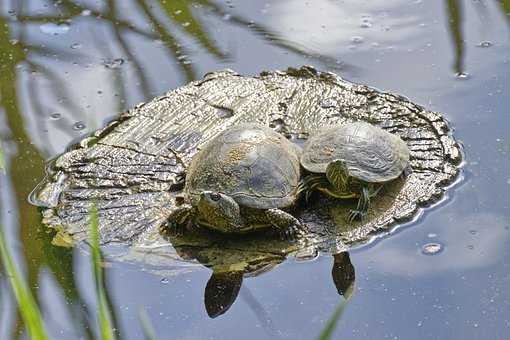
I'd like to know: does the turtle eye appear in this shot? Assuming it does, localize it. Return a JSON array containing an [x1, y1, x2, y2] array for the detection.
[[209, 193, 221, 201]]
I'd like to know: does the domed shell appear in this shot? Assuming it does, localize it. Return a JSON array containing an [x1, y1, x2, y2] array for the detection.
[[185, 123, 301, 209], [301, 122, 410, 183]]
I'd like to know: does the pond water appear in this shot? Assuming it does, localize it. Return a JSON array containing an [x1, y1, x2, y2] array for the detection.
[[1, 0, 509, 339]]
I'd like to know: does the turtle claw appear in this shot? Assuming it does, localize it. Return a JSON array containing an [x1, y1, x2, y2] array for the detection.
[[279, 229, 294, 241], [305, 190, 312, 203], [347, 210, 366, 222], [279, 222, 308, 241]]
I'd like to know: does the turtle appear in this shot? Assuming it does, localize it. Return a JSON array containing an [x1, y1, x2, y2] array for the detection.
[[167, 123, 305, 239], [299, 121, 410, 221]]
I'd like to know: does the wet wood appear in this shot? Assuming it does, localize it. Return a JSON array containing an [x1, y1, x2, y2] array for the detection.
[[32, 66, 462, 269]]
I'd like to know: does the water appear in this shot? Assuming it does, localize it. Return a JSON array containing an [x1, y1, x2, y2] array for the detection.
[[0, 0, 509, 339]]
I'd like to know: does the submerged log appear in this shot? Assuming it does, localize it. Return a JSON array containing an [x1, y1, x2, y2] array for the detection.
[[31, 66, 462, 270]]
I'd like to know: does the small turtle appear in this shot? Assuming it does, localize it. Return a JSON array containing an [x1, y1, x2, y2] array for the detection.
[[299, 122, 410, 221], [168, 123, 305, 239]]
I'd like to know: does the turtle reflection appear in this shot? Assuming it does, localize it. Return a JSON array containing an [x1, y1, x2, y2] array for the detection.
[[203, 252, 355, 318], [167, 230, 355, 318]]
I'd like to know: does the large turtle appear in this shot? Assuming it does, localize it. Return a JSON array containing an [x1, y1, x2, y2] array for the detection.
[[300, 121, 410, 221], [168, 123, 305, 238]]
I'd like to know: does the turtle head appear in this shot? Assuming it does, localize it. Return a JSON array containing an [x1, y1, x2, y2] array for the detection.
[[326, 159, 350, 191], [197, 191, 243, 232]]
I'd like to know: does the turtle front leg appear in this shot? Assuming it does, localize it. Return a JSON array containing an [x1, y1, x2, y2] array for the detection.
[[298, 174, 332, 202], [348, 187, 370, 222], [167, 204, 195, 235], [265, 209, 306, 241], [347, 184, 384, 222]]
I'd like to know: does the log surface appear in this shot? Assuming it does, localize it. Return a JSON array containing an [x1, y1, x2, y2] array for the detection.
[[32, 66, 462, 270]]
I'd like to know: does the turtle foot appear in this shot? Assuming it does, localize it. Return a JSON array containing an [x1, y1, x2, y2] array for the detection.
[[347, 209, 367, 222], [278, 222, 308, 241]]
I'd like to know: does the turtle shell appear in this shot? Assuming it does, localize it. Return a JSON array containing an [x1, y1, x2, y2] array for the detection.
[[185, 123, 301, 209], [301, 122, 410, 183]]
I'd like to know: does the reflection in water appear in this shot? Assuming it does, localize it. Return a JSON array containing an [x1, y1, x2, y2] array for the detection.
[[240, 286, 280, 338], [201, 251, 355, 319], [498, 0, 510, 27], [446, 0, 465, 76], [0, 0, 509, 337], [205, 271, 243, 318], [332, 252, 355, 299], [444, 0, 510, 76]]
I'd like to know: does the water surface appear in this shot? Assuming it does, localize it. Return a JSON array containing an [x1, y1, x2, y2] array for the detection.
[[1, 0, 509, 339]]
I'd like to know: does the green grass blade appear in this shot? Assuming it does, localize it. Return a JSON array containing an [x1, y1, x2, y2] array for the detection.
[[317, 302, 348, 340], [89, 205, 116, 340], [138, 307, 157, 340], [0, 225, 48, 340], [0, 141, 5, 173]]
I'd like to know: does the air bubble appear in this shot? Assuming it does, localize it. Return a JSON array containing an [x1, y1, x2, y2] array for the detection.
[[160, 277, 169, 284], [50, 113, 62, 120], [360, 19, 372, 28], [477, 41, 493, 48], [103, 58, 124, 69], [70, 43, 82, 49], [81, 9, 92, 16], [455, 72, 470, 80], [350, 36, 364, 44], [73, 121, 86, 131], [421, 242, 443, 255]]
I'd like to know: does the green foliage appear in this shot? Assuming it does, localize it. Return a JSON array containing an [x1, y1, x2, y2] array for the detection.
[[139, 307, 157, 340], [90, 205, 116, 340], [0, 226, 48, 340], [317, 302, 348, 340], [0, 141, 4, 173]]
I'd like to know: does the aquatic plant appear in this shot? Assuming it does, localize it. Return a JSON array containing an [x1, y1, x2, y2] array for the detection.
[[317, 302, 348, 340], [0, 225, 48, 340], [0, 141, 4, 173], [89, 204, 116, 340], [139, 307, 157, 340]]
